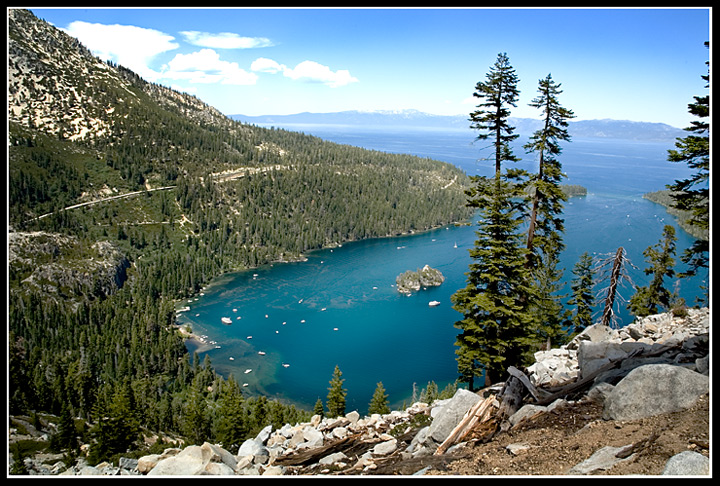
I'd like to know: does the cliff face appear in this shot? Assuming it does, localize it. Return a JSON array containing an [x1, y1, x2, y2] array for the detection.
[[9, 231, 130, 300]]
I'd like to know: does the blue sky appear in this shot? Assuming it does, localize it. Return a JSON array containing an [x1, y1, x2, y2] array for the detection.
[[29, 7, 710, 128]]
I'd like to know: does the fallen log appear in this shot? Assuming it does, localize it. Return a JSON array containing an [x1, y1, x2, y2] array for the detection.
[[273, 433, 375, 467]]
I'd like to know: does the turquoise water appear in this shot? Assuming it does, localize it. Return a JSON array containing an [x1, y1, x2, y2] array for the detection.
[[180, 126, 707, 414]]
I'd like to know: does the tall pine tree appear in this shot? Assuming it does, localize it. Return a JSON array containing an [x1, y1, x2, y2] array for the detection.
[[667, 42, 709, 283], [523, 74, 575, 264], [523, 74, 575, 347], [453, 53, 536, 388], [469, 52, 520, 177]]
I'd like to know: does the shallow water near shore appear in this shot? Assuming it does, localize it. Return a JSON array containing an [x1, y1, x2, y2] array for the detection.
[[179, 127, 707, 414]]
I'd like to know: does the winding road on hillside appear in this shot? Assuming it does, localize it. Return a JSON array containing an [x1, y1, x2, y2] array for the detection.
[[30, 185, 177, 222]]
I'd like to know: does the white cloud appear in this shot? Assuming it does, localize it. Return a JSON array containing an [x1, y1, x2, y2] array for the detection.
[[162, 48, 258, 85], [283, 61, 358, 88], [181, 31, 273, 49], [251, 58, 358, 88], [63, 21, 178, 82], [251, 57, 286, 74]]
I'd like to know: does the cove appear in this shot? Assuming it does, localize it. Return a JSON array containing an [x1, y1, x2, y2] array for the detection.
[[181, 222, 475, 414], [178, 127, 707, 415]]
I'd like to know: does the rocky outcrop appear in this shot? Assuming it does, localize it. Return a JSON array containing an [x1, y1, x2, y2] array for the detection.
[[8, 231, 129, 299], [395, 265, 445, 295], [527, 307, 709, 389]]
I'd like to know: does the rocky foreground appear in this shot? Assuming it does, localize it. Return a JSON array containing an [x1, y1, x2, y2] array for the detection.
[[14, 308, 709, 476]]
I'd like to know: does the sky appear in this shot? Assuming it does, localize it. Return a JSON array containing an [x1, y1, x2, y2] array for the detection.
[[27, 7, 710, 128]]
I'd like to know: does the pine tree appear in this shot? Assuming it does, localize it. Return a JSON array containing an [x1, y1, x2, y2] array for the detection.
[[667, 42, 709, 281], [451, 175, 537, 387], [53, 401, 78, 453], [567, 252, 596, 334], [453, 54, 540, 388], [214, 376, 247, 454], [313, 398, 325, 418], [183, 389, 210, 446], [88, 383, 140, 464], [628, 225, 678, 317], [326, 365, 347, 418], [523, 74, 575, 266], [368, 382, 390, 415], [469, 52, 520, 177]]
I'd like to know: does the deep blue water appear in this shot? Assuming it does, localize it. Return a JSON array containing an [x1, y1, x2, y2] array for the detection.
[[180, 124, 707, 414]]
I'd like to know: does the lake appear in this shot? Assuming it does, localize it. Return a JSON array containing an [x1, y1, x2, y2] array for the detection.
[[179, 124, 707, 414]]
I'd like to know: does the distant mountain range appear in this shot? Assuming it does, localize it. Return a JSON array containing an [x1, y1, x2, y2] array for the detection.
[[231, 110, 686, 142]]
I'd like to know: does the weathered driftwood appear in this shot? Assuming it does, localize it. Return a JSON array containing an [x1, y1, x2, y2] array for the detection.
[[496, 374, 526, 419], [434, 395, 496, 455], [274, 433, 374, 467]]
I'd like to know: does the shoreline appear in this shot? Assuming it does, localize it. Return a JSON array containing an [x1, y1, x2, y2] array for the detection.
[[173, 322, 217, 354]]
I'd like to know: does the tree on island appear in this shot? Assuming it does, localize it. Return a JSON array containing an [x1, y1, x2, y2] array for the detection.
[[666, 42, 709, 288]]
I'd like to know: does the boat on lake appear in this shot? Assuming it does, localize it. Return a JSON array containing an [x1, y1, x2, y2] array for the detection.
[[429, 301, 441, 307], [221, 317, 233, 324]]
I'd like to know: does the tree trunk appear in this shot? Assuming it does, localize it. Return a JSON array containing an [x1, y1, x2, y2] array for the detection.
[[601, 247, 624, 327]]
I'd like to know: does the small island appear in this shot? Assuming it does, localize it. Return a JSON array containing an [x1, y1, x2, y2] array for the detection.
[[396, 265, 445, 295]]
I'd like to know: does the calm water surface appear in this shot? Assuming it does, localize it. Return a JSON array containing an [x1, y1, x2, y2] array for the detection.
[[180, 125, 706, 413]]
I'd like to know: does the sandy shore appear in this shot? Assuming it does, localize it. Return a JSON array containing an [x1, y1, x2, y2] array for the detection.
[[174, 324, 216, 353]]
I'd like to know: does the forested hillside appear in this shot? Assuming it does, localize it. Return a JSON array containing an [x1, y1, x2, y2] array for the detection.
[[8, 8, 472, 464]]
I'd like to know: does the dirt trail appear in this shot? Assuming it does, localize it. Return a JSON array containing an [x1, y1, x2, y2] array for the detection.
[[421, 393, 710, 476]]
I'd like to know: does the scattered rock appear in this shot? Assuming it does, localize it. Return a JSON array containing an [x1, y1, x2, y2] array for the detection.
[[602, 364, 709, 421], [662, 450, 710, 475], [566, 444, 636, 474]]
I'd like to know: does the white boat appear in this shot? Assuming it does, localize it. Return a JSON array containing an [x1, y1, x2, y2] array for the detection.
[[429, 301, 441, 307], [243, 383, 249, 387], [229, 357, 234, 361], [244, 369, 252, 374], [221, 317, 233, 324], [258, 351, 266, 356], [282, 363, 290, 368]]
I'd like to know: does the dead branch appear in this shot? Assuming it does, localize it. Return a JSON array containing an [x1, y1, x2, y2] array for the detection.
[[434, 394, 497, 455]]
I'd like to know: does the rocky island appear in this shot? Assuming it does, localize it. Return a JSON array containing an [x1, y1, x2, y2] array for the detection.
[[395, 265, 445, 295]]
